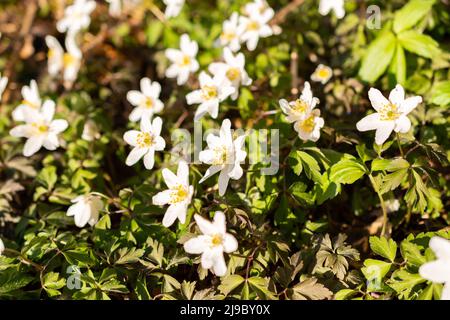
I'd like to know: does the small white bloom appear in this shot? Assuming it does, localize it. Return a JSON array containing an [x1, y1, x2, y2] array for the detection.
[[165, 34, 199, 85], [45, 34, 82, 87], [385, 199, 400, 213], [163, 0, 184, 19], [0, 238, 4, 255], [12, 80, 41, 122], [152, 160, 194, 227], [186, 72, 235, 121], [208, 48, 252, 100], [184, 211, 238, 277], [219, 12, 242, 52], [199, 119, 246, 196], [82, 119, 100, 141], [279, 81, 319, 123], [10, 100, 68, 157], [57, 0, 97, 34], [238, 7, 274, 51], [66, 195, 103, 228], [0, 73, 8, 102], [106, 0, 141, 17], [127, 77, 164, 123], [123, 116, 166, 170], [419, 237, 450, 300], [319, 0, 345, 19], [311, 64, 333, 84], [243, 0, 273, 18], [279, 82, 324, 142], [356, 85, 422, 146]]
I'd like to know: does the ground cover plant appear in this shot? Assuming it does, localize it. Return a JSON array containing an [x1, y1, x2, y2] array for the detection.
[[0, 0, 449, 300]]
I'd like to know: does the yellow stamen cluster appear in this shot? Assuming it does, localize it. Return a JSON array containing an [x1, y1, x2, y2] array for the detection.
[[31, 123, 49, 134], [169, 185, 189, 204], [246, 20, 260, 31], [63, 53, 76, 67], [179, 55, 191, 66], [136, 132, 154, 148], [212, 145, 229, 165], [143, 97, 153, 109], [226, 67, 241, 81], [379, 103, 401, 121], [211, 234, 223, 247], [221, 32, 236, 42], [317, 68, 330, 79], [291, 99, 308, 114], [299, 115, 316, 133], [201, 85, 218, 100]]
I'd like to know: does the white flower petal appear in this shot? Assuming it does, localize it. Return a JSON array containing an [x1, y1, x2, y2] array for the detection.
[[23, 136, 44, 157], [194, 214, 217, 236], [356, 113, 381, 132], [143, 149, 155, 170], [394, 116, 411, 133], [389, 84, 405, 106], [126, 147, 147, 166], [212, 252, 227, 276], [152, 189, 172, 206], [429, 237, 450, 260], [374, 121, 395, 145], [218, 168, 230, 196], [123, 130, 140, 146], [184, 235, 209, 254], [419, 260, 450, 283]]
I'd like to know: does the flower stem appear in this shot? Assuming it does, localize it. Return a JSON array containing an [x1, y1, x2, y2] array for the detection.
[[396, 133, 405, 158], [368, 174, 388, 237]]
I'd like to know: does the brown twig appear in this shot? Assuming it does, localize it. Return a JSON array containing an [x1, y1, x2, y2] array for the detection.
[[270, 0, 305, 26], [2, 0, 38, 105]]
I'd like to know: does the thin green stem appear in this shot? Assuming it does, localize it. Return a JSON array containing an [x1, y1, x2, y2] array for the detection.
[[368, 174, 388, 237]]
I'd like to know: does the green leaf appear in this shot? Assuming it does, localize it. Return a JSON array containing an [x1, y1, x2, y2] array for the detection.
[[393, 0, 436, 34], [389, 43, 406, 85], [0, 269, 33, 294], [43, 272, 66, 297], [380, 168, 408, 194], [398, 30, 440, 58], [218, 275, 245, 296], [145, 20, 164, 47], [330, 159, 367, 184], [400, 241, 427, 267], [247, 277, 277, 300], [361, 259, 392, 282], [291, 277, 332, 300], [369, 236, 397, 262], [371, 158, 410, 172], [359, 31, 396, 83], [114, 247, 145, 265], [431, 81, 450, 106]]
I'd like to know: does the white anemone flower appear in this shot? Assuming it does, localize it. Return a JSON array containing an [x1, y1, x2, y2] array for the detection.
[[244, 0, 273, 18], [10, 100, 69, 157], [208, 48, 252, 100], [126, 77, 164, 123], [319, 0, 345, 19], [163, 0, 185, 19], [165, 34, 199, 85], [199, 119, 247, 196], [45, 34, 82, 87], [66, 195, 103, 228], [419, 237, 450, 300], [311, 64, 333, 84], [356, 85, 422, 145], [12, 80, 41, 122], [106, 0, 141, 17], [152, 160, 194, 227], [0, 238, 4, 256], [238, 8, 274, 51], [57, 0, 97, 34], [186, 72, 235, 121], [219, 12, 242, 52], [279, 81, 319, 123], [0, 73, 8, 102], [184, 211, 238, 277], [293, 110, 325, 142], [123, 116, 166, 170]]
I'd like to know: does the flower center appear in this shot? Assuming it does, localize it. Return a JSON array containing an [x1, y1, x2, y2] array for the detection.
[[63, 53, 76, 67], [292, 99, 308, 114], [212, 145, 230, 165], [247, 20, 260, 31], [299, 115, 316, 133], [221, 31, 236, 42], [201, 85, 218, 100], [226, 67, 241, 81], [169, 184, 189, 204], [179, 55, 191, 66], [143, 97, 153, 109], [21, 100, 40, 109], [136, 132, 154, 148], [380, 103, 400, 121], [317, 68, 330, 79], [211, 234, 223, 247], [31, 122, 49, 134]]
